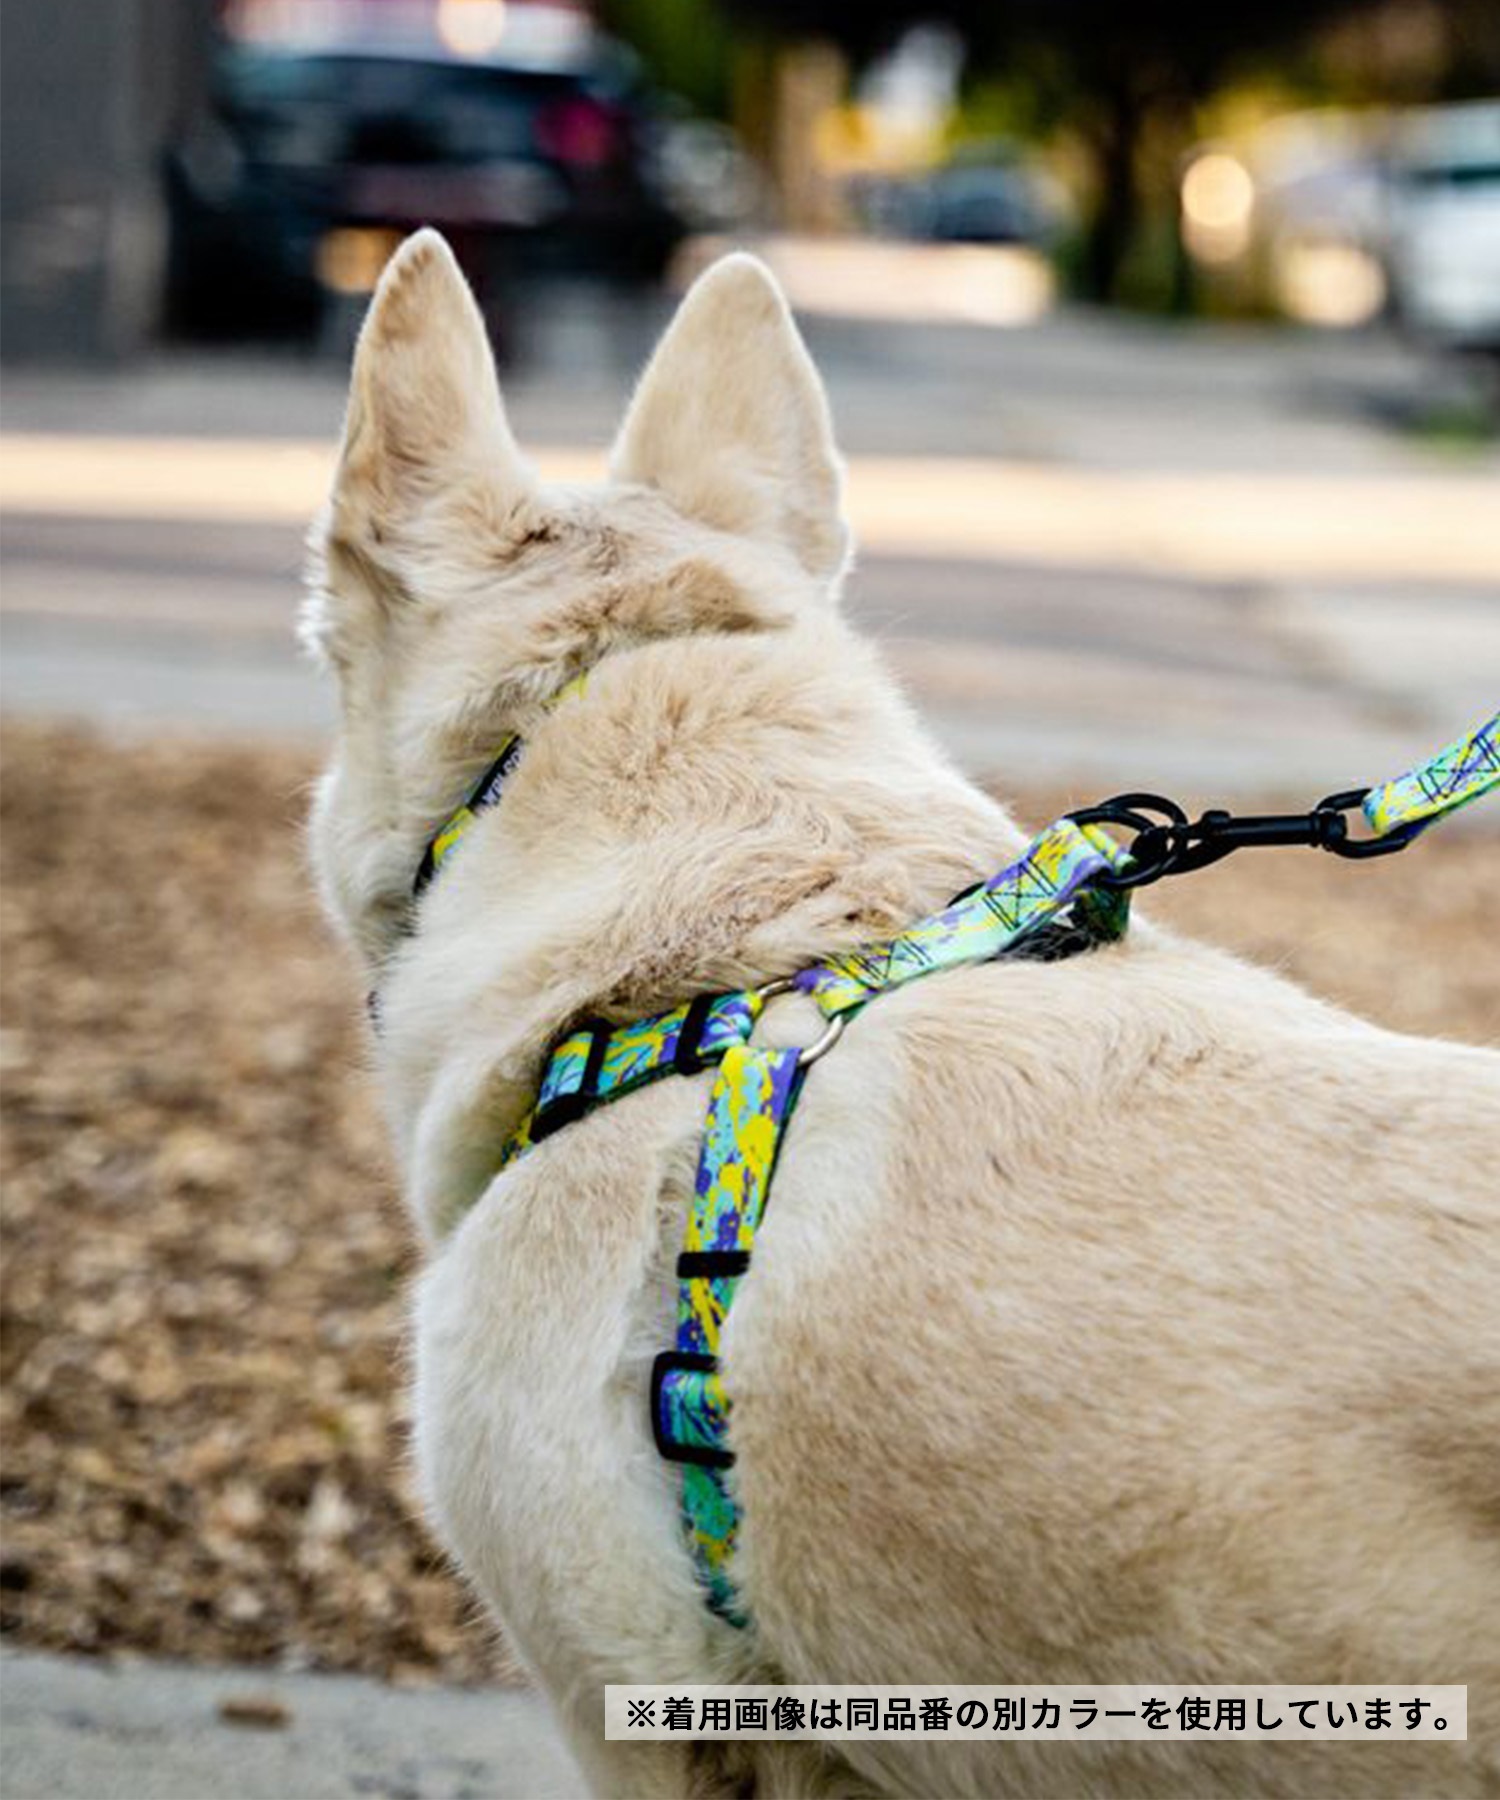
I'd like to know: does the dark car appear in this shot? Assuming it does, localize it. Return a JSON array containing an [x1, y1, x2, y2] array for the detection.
[[850, 140, 1063, 251], [164, 19, 688, 339], [918, 164, 1045, 245]]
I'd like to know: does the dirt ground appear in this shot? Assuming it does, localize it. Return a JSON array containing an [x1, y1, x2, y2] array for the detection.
[[2, 720, 1495, 1685]]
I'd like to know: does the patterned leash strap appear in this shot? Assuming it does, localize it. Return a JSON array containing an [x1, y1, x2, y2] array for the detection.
[[793, 816, 1133, 1019], [1363, 712, 1499, 839], [1056, 710, 1500, 893]]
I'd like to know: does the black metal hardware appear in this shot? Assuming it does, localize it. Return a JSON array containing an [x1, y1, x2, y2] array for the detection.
[[1069, 787, 1423, 893]]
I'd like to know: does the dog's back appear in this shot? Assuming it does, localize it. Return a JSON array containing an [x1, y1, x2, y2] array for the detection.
[[731, 944, 1500, 1794]]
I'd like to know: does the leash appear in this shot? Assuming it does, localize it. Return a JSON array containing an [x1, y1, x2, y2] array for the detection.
[[414, 705, 1498, 1625], [1070, 712, 1500, 894]]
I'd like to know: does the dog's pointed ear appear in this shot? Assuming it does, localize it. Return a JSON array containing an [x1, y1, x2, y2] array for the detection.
[[325, 228, 531, 571], [609, 254, 848, 585]]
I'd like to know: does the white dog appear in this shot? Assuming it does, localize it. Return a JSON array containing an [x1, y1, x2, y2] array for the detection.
[[305, 230, 1500, 1797]]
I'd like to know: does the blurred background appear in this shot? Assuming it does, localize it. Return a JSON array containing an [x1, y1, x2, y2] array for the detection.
[[1, 1, 1497, 1793], [2, 0, 1498, 780], [4, 0, 1500, 354]]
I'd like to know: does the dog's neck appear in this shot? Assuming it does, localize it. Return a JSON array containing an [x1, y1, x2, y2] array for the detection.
[[371, 615, 1025, 1241]]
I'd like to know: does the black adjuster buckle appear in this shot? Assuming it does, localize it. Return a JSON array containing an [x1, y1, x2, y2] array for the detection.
[[530, 1020, 610, 1144], [650, 1350, 735, 1470], [672, 993, 719, 1075]]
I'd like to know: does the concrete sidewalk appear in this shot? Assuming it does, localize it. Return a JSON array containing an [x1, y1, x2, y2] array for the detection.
[[0, 1650, 583, 1800]]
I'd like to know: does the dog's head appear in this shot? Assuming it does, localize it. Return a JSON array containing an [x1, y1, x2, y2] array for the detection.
[[304, 230, 849, 970]]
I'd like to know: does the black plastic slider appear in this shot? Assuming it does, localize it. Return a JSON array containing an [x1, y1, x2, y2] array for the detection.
[[672, 993, 720, 1075], [650, 1350, 735, 1470], [529, 1020, 610, 1144], [677, 1249, 752, 1279]]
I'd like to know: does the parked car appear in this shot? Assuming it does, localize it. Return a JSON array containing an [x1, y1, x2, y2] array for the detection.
[[850, 140, 1064, 250], [164, 9, 689, 338], [1386, 101, 1500, 355], [916, 158, 1057, 246]]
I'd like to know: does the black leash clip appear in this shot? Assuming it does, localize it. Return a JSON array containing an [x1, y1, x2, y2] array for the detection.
[[1070, 787, 1423, 892]]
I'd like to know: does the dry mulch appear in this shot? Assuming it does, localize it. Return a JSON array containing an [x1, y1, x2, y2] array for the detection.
[[1, 723, 499, 1685], [1, 720, 1495, 1684]]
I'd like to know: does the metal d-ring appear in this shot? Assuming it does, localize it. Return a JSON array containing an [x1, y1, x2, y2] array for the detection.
[[796, 1011, 847, 1067], [753, 977, 848, 1068]]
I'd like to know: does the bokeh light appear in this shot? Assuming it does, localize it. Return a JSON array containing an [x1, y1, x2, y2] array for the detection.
[[1181, 151, 1256, 263], [315, 227, 402, 296], [1274, 239, 1388, 327], [435, 0, 509, 60]]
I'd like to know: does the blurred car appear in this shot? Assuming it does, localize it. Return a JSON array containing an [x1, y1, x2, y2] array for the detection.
[[164, 9, 689, 337], [1385, 101, 1500, 354], [647, 115, 769, 237], [850, 141, 1064, 249], [917, 149, 1060, 247], [1182, 103, 1500, 342]]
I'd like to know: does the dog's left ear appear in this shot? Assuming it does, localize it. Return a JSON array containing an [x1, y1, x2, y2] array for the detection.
[[312, 232, 532, 633], [306, 230, 537, 682], [609, 255, 848, 585]]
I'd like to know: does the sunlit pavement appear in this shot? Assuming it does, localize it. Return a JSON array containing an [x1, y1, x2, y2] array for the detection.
[[2, 297, 1496, 798], [4, 433, 1495, 581], [1, 1649, 579, 1800], [677, 234, 1058, 330]]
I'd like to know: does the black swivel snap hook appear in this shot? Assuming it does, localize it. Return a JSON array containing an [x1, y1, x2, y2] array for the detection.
[[1067, 784, 1425, 893], [1067, 792, 1191, 890]]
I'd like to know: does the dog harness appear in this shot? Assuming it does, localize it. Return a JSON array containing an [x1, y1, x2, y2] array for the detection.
[[415, 705, 1499, 1625]]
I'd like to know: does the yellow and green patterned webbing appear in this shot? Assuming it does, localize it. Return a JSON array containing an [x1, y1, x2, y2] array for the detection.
[[415, 673, 590, 894], [791, 815, 1131, 1017], [1363, 711, 1499, 839], [653, 1041, 805, 1624]]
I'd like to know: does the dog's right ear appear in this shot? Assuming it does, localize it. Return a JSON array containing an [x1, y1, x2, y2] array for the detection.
[[306, 230, 532, 670], [610, 254, 848, 586]]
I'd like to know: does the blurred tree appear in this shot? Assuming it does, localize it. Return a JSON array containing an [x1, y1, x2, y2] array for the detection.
[[600, 0, 736, 115], [721, 0, 1497, 301]]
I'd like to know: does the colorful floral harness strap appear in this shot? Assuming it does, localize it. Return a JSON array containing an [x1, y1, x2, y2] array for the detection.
[[420, 709, 1499, 1627]]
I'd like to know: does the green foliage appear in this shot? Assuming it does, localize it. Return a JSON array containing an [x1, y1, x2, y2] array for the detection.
[[953, 49, 1076, 151], [720, 0, 921, 62], [600, 0, 735, 116]]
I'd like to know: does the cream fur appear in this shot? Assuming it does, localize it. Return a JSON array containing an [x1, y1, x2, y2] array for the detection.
[[305, 230, 1500, 1798]]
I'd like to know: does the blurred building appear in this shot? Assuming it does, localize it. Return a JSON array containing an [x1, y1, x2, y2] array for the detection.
[[1, 0, 215, 361], [1, 0, 725, 363]]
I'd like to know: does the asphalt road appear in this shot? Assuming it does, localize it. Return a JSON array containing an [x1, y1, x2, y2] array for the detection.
[[5, 296, 1496, 808], [4, 295, 1498, 797], [4, 497, 1498, 798]]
